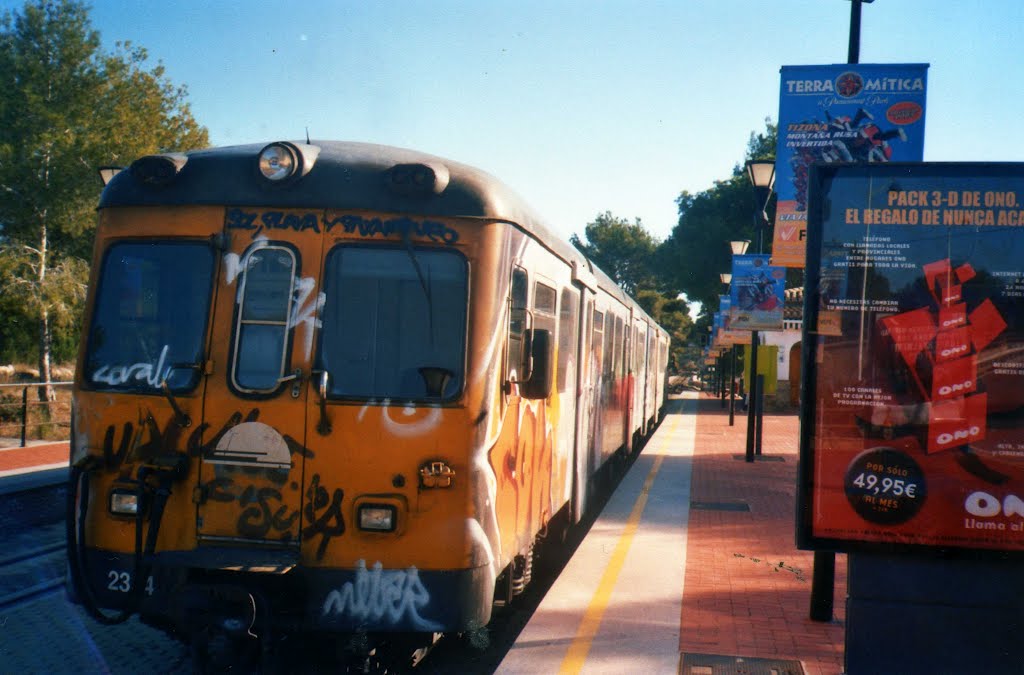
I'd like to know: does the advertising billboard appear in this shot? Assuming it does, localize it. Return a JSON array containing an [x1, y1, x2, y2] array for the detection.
[[799, 163, 1024, 556], [775, 63, 929, 268], [729, 254, 786, 331]]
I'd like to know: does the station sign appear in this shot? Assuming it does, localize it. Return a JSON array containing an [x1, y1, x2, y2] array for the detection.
[[798, 162, 1024, 556]]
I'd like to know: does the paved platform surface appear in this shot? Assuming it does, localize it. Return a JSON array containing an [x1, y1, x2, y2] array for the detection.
[[499, 392, 847, 674], [0, 441, 69, 476]]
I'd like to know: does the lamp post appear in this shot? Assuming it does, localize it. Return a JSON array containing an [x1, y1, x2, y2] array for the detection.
[[727, 242, 750, 433], [721, 272, 738, 426], [744, 160, 775, 463]]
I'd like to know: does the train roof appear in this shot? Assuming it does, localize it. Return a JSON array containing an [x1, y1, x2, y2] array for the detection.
[[100, 140, 662, 332], [101, 140, 579, 250]]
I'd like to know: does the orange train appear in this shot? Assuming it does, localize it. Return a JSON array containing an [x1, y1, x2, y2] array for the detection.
[[67, 141, 670, 667]]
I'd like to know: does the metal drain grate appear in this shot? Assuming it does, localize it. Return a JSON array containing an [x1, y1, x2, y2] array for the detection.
[[689, 501, 750, 512], [680, 653, 805, 675]]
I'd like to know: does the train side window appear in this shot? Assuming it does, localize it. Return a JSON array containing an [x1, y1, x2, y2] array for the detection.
[[557, 289, 578, 393], [592, 310, 604, 377], [507, 268, 529, 380], [614, 316, 624, 379], [231, 246, 296, 393], [533, 282, 556, 316], [603, 312, 613, 379]]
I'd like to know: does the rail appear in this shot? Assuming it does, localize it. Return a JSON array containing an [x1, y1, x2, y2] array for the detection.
[[0, 381, 73, 448]]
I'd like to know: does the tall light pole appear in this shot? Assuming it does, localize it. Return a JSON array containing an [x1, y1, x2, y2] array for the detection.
[[727, 241, 750, 440], [744, 160, 775, 463], [847, 0, 874, 64], [721, 272, 738, 426], [808, 0, 873, 627]]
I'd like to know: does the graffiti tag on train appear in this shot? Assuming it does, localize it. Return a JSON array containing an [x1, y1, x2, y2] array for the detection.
[[303, 473, 346, 560], [102, 409, 186, 471], [226, 208, 320, 238], [225, 208, 459, 245], [202, 476, 302, 540], [91, 345, 170, 388], [324, 214, 459, 245], [321, 559, 443, 631]]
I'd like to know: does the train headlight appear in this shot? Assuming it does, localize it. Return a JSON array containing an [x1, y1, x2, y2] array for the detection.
[[109, 489, 141, 516], [258, 143, 298, 181], [257, 141, 321, 183], [357, 503, 397, 532]]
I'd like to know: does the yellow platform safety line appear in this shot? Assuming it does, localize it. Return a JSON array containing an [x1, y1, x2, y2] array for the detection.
[[558, 415, 676, 674]]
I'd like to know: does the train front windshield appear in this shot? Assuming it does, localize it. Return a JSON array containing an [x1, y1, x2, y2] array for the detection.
[[85, 241, 215, 392], [318, 246, 467, 401]]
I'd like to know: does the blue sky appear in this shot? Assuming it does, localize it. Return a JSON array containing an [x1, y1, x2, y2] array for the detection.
[[6, 0, 1022, 243]]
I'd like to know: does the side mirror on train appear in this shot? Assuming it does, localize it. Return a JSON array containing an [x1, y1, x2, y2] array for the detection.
[[521, 328, 554, 400]]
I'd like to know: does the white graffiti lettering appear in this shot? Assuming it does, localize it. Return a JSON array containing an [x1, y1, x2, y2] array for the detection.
[[92, 345, 169, 387], [289, 276, 326, 360], [321, 559, 442, 631], [224, 237, 270, 287], [381, 401, 442, 438]]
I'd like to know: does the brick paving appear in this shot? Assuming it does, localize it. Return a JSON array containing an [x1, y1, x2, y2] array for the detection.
[[682, 392, 846, 675], [0, 441, 69, 475]]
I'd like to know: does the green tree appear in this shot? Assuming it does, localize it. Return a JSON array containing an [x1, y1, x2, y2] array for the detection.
[[660, 119, 778, 317], [571, 211, 694, 371], [0, 0, 208, 394], [570, 211, 660, 296], [635, 288, 693, 372]]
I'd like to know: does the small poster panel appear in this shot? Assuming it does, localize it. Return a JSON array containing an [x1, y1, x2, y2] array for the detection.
[[775, 63, 929, 268], [799, 162, 1024, 556], [729, 254, 786, 331]]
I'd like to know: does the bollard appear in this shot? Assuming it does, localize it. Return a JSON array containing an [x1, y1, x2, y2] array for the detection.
[[20, 386, 28, 448]]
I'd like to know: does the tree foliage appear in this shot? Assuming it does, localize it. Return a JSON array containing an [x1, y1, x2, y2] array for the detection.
[[571, 211, 694, 371], [570, 211, 661, 296], [660, 119, 778, 326], [0, 0, 208, 376]]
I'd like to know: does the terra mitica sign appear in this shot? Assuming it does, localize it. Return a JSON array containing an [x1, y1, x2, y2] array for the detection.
[[799, 162, 1024, 556]]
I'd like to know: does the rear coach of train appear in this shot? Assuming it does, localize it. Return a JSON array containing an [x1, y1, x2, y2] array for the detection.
[[66, 141, 669, 663]]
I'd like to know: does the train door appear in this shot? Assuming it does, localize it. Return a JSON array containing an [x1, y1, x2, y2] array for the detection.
[[529, 279, 558, 531], [194, 211, 324, 547], [493, 266, 531, 553], [571, 294, 595, 524], [554, 287, 579, 515]]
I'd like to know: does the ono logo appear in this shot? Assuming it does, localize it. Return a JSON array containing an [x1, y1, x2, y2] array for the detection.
[[965, 491, 1024, 518]]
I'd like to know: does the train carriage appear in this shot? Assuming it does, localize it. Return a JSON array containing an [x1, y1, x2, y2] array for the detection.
[[66, 141, 670, 669]]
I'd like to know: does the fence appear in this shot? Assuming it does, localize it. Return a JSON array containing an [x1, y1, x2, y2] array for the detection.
[[0, 382, 73, 448]]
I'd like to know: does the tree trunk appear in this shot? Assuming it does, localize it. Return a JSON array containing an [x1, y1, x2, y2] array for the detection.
[[36, 220, 56, 405]]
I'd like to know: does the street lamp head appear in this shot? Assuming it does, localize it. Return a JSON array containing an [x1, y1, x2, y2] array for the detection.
[[720, 272, 732, 284], [745, 159, 776, 191], [729, 239, 751, 256]]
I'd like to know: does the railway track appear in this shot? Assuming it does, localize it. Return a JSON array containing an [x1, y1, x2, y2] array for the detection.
[[0, 469, 68, 611], [0, 534, 66, 611]]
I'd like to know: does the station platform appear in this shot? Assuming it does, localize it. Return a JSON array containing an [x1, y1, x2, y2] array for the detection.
[[498, 392, 847, 675], [0, 441, 68, 478]]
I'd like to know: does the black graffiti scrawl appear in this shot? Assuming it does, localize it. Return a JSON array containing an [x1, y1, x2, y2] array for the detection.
[[101, 408, 187, 473], [303, 473, 345, 560]]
